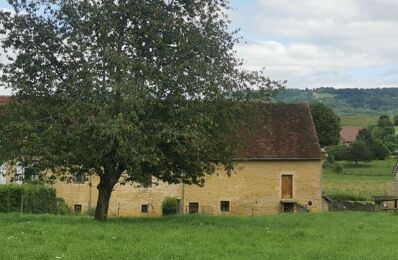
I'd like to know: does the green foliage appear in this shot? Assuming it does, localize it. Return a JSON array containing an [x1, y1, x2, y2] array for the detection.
[[347, 141, 372, 164], [162, 197, 179, 216], [357, 128, 374, 145], [0, 0, 283, 220], [273, 87, 398, 116], [369, 140, 390, 160], [378, 115, 394, 127], [326, 192, 368, 201], [56, 198, 72, 215], [358, 128, 391, 160], [394, 115, 398, 126], [309, 103, 341, 147], [326, 145, 349, 161], [0, 184, 61, 214]]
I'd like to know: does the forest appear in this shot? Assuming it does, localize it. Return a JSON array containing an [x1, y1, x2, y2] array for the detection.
[[273, 87, 398, 115]]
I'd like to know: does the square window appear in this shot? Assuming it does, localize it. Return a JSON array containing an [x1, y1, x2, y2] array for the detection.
[[141, 204, 148, 213], [74, 204, 82, 213], [74, 173, 85, 184], [188, 202, 199, 214], [220, 201, 230, 212], [282, 202, 294, 213]]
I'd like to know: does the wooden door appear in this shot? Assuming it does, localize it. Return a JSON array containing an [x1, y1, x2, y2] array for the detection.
[[282, 175, 293, 199]]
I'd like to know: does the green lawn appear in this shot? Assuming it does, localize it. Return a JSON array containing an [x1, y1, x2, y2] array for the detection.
[[322, 158, 397, 200], [1, 212, 398, 259], [339, 115, 378, 127]]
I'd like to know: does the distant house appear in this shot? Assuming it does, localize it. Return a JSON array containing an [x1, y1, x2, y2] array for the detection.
[[340, 126, 362, 145], [54, 103, 323, 216], [0, 96, 10, 105]]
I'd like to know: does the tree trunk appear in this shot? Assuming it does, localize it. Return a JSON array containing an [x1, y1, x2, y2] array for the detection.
[[95, 175, 116, 221]]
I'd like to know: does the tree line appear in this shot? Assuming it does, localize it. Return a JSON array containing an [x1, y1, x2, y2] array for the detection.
[[275, 87, 398, 116], [310, 104, 398, 164]]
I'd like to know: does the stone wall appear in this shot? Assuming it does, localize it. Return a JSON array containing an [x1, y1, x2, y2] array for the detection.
[[54, 160, 322, 216]]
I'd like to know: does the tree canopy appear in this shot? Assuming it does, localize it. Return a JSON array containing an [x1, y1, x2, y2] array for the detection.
[[0, 0, 283, 220], [347, 141, 372, 165], [309, 103, 341, 147]]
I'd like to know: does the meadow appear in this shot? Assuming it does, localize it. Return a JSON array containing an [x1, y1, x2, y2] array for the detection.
[[322, 158, 396, 200], [2, 212, 398, 259], [339, 115, 379, 127]]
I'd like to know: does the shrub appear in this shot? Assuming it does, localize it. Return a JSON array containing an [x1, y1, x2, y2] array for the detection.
[[56, 198, 71, 215], [162, 197, 179, 216], [334, 164, 344, 174], [369, 140, 390, 160], [0, 183, 62, 214], [326, 145, 349, 161], [327, 192, 368, 201]]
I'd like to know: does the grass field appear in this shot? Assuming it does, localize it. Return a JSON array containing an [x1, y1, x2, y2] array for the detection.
[[2, 212, 398, 259], [339, 115, 378, 127], [322, 158, 397, 200]]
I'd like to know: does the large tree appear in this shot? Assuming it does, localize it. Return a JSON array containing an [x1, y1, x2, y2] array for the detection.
[[0, 0, 283, 220], [309, 103, 341, 147]]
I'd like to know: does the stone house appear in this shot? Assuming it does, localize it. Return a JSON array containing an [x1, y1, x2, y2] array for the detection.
[[55, 103, 322, 216], [339, 126, 362, 145]]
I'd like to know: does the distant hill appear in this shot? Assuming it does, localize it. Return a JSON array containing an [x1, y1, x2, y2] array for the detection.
[[273, 87, 398, 116]]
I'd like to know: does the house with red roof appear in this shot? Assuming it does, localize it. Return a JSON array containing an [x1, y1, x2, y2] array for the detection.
[[54, 103, 323, 216], [340, 126, 362, 145]]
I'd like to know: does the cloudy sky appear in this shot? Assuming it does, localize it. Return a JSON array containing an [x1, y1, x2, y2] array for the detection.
[[230, 0, 398, 89], [1, 0, 398, 94]]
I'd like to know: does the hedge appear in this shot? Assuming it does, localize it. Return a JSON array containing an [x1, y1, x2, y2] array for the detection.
[[0, 184, 63, 214]]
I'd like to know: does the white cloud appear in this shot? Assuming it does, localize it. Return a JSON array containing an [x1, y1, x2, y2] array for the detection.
[[233, 0, 398, 88]]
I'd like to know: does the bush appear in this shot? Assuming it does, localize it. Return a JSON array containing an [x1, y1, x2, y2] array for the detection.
[[0, 183, 63, 214], [369, 140, 390, 160], [56, 198, 71, 215], [162, 197, 180, 216], [326, 145, 349, 161], [333, 164, 344, 174], [394, 114, 398, 126]]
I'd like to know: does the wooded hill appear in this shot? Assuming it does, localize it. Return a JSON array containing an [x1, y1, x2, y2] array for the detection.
[[272, 87, 398, 116]]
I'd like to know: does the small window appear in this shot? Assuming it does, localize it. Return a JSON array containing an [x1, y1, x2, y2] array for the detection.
[[188, 202, 199, 214], [220, 201, 230, 212], [74, 173, 85, 184], [282, 202, 294, 213], [141, 204, 148, 213], [74, 204, 82, 213]]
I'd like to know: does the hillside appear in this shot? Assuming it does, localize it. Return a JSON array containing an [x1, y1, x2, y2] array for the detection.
[[273, 87, 398, 116]]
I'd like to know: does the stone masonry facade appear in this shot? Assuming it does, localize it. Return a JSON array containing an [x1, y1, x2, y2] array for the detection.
[[55, 160, 322, 216]]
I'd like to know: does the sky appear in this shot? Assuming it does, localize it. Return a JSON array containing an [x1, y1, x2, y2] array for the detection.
[[1, 0, 398, 94]]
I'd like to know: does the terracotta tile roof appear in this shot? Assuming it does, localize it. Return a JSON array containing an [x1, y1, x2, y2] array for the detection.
[[339, 126, 361, 144], [234, 103, 322, 160], [0, 96, 11, 105]]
